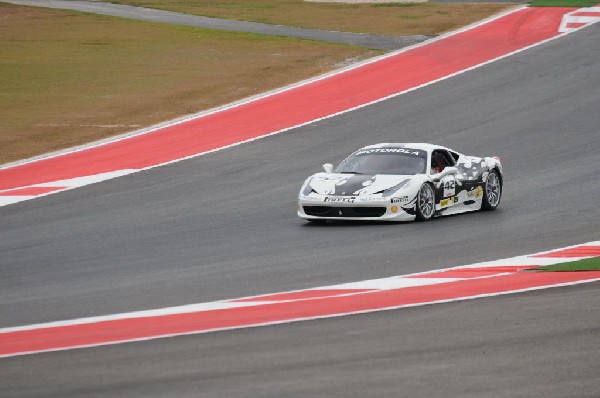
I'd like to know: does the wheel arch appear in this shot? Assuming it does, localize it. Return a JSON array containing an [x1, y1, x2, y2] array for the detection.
[[493, 166, 503, 188]]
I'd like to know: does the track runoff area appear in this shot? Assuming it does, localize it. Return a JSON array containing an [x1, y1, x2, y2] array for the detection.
[[1, 6, 599, 358], [0, 5, 599, 207], [1, 242, 599, 358]]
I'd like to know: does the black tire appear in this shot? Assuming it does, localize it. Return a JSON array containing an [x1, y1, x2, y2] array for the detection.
[[415, 182, 435, 221], [481, 169, 502, 211]]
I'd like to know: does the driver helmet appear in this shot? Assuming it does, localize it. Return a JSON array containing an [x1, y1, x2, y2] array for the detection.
[[431, 155, 445, 174]]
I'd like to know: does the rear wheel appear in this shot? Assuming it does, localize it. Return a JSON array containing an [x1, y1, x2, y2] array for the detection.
[[415, 183, 435, 221], [482, 170, 501, 211]]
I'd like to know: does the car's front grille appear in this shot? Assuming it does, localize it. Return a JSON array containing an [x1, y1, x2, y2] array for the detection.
[[303, 206, 386, 218]]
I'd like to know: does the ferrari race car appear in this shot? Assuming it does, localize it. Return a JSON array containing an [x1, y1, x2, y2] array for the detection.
[[298, 143, 502, 222]]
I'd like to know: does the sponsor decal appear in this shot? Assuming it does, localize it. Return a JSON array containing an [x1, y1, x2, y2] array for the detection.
[[355, 148, 423, 157], [441, 197, 458, 207], [324, 196, 356, 203], [473, 186, 483, 199]]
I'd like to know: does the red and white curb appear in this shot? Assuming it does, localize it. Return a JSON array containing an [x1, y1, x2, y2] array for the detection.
[[559, 5, 600, 32], [1, 241, 598, 358], [0, 6, 593, 208], [0, 170, 138, 206]]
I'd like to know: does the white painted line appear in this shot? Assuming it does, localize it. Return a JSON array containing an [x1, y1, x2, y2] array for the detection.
[[0, 196, 35, 206], [1, 240, 597, 336], [319, 277, 464, 290], [0, 300, 276, 334], [2, 277, 599, 360], [33, 169, 140, 188], [0, 169, 140, 207], [559, 6, 600, 32], [461, 256, 587, 268]]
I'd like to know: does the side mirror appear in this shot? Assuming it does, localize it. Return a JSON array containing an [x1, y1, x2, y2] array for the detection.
[[322, 163, 334, 174], [432, 166, 458, 182], [442, 166, 458, 176]]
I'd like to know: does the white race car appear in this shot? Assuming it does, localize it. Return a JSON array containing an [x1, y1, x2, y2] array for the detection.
[[298, 143, 502, 222]]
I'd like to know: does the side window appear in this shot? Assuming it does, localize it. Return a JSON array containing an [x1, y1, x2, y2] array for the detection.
[[442, 150, 456, 166], [449, 151, 460, 163], [430, 150, 454, 173]]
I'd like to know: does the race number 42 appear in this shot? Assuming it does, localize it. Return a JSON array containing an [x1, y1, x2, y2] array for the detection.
[[443, 180, 455, 197]]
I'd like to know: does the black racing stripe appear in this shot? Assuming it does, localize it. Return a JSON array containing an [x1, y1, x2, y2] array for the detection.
[[333, 175, 376, 196]]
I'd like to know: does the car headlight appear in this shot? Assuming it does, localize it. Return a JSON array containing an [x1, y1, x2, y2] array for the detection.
[[301, 179, 316, 196]]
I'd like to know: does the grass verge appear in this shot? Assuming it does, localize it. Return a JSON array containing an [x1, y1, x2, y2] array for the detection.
[[529, 0, 597, 6], [529, 257, 600, 272], [104, 0, 517, 36], [0, 3, 381, 165]]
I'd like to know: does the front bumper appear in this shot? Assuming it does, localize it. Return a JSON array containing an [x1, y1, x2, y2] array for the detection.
[[297, 194, 416, 222]]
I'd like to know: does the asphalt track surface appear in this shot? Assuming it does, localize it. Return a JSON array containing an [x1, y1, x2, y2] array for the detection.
[[1, 24, 599, 398], [2, 0, 431, 50]]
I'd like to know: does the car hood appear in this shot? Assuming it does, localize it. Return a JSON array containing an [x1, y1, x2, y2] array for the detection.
[[308, 173, 412, 196]]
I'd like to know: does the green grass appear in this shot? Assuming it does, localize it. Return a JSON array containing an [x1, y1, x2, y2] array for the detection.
[[529, 257, 600, 272], [529, 0, 597, 6]]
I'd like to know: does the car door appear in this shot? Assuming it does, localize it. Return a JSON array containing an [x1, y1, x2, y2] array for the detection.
[[447, 150, 469, 205], [431, 150, 458, 209]]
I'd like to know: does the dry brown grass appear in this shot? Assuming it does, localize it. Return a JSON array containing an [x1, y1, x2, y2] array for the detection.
[[0, 3, 380, 164], [107, 0, 517, 36]]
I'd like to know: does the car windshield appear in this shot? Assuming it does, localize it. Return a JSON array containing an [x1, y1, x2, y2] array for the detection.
[[335, 148, 427, 175]]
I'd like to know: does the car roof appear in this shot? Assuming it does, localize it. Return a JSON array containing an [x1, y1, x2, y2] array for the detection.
[[358, 143, 457, 154]]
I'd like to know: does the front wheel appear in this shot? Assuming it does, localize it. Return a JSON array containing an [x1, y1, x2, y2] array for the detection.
[[482, 170, 502, 211], [415, 183, 435, 221]]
